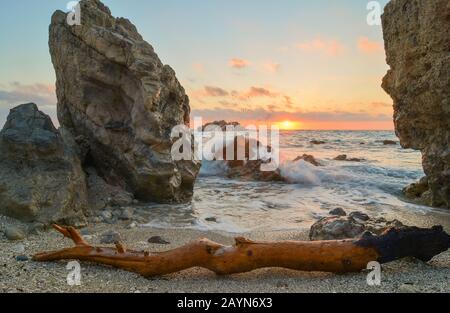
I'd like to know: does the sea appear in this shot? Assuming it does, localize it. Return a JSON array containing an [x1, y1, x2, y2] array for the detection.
[[143, 130, 450, 233]]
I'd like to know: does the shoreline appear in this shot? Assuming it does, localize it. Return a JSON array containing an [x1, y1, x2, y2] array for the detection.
[[1, 210, 449, 293]]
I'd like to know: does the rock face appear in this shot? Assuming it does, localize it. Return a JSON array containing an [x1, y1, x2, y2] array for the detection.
[[382, 0, 450, 208], [0, 103, 88, 225], [49, 0, 200, 203]]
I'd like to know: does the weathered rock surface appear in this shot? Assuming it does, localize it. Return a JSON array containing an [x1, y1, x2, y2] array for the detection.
[[309, 209, 406, 240], [0, 103, 88, 225], [382, 0, 450, 208], [49, 0, 200, 203]]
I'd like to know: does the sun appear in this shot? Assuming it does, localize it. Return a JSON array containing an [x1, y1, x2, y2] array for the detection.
[[274, 120, 302, 130]]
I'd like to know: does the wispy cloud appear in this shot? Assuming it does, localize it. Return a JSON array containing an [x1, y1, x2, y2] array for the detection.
[[357, 37, 383, 54], [0, 82, 56, 106], [296, 38, 345, 56], [229, 58, 250, 69], [263, 62, 281, 73], [192, 107, 391, 123]]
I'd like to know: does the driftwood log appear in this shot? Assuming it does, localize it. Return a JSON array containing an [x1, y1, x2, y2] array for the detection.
[[33, 225, 450, 276]]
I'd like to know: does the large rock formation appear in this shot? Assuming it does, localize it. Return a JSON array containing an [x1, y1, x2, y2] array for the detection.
[[49, 0, 200, 203], [0, 103, 88, 225], [382, 0, 450, 208]]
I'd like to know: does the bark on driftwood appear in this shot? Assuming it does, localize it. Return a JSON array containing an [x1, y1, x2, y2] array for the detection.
[[33, 225, 450, 277]]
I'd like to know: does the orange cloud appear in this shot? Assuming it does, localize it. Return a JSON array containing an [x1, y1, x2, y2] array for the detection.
[[232, 87, 279, 100], [357, 37, 383, 54], [191, 86, 229, 98], [229, 58, 250, 69], [296, 38, 345, 56], [263, 62, 281, 73]]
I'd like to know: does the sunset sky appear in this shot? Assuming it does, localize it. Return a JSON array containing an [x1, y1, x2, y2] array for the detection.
[[0, 0, 393, 130]]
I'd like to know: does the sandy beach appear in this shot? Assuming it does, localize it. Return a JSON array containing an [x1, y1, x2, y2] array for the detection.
[[1, 210, 449, 294]]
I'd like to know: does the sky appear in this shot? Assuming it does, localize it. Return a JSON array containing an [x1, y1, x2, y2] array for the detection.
[[0, 0, 393, 130]]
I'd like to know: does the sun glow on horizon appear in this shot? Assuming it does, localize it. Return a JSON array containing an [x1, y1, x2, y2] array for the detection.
[[273, 120, 303, 130]]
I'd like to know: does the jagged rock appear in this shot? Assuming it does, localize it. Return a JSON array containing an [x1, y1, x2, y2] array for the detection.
[[293, 154, 321, 166], [49, 0, 200, 203], [333, 154, 363, 162], [0, 103, 88, 225], [223, 136, 284, 182], [382, 0, 450, 208], [310, 210, 407, 240]]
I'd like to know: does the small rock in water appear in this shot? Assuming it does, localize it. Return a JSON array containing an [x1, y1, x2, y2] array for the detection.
[[100, 230, 122, 244], [310, 140, 326, 145], [15, 255, 29, 262], [329, 208, 347, 216], [349, 211, 370, 222], [293, 154, 321, 166], [148, 236, 170, 245], [4, 226, 25, 241], [205, 217, 218, 223], [383, 140, 397, 145]]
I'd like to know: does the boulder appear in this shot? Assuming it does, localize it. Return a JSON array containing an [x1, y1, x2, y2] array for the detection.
[[0, 103, 88, 225], [49, 0, 200, 203], [382, 0, 450, 208], [309, 210, 406, 240]]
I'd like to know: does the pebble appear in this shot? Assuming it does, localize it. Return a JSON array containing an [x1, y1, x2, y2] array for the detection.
[[148, 236, 170, 245], [100, 210, 113, 221], [4, 226, 25, 241], [11, 243, 25, 254], [15, 255, 29, 262], [119, 207, 134, 220], [205, 217, 218, 223], [349, 211, 370, 222], [100, 230, 122, 244]]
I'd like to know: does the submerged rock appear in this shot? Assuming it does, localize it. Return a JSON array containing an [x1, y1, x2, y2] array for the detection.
[[148, 236, 170, 245], [382, 140, 397, 146], [333, 155, 363, 162], [309, 210, 406, 240], [310, 140, 325, 145], [293, 154, 321, 166], [0, 103, 88, 226], [49, 0, 200, 203], [382, 0, 450, 208]]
